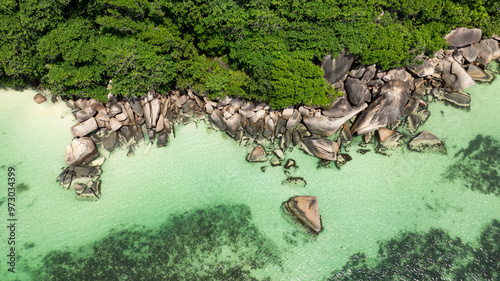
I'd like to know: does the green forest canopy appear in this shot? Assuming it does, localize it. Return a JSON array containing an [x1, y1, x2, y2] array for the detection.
[[1, 0, 499, 108]]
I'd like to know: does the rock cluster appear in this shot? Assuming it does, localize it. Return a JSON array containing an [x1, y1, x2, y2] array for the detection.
[[52, 28, 499, 199]]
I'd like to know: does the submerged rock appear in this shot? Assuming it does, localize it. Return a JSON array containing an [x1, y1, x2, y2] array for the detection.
[[409, 131, 446, 154], [282, 177, 307, 187], [102, 131, 118, 151], [282, 196, 323, 234]]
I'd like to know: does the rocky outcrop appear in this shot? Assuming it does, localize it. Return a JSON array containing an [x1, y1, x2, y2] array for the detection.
[[351, 80, 410, 135], [65, 137, 98, 165], [409, 130, 446, 153], [282, 196, 323, 234]]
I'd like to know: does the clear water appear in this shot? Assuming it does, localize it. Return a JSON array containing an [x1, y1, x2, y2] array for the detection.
[[0, 71, 499, 280]]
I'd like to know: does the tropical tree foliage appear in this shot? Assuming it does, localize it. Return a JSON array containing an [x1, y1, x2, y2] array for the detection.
[[1, 0, 499, 108]]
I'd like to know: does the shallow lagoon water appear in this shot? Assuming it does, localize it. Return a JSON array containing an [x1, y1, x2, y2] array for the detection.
[[0, 73, 499, 280]]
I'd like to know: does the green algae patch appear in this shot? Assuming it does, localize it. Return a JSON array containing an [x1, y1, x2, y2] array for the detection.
[[31, 204, 281, 280], [444, 135, 500, 196], [328, 220, 500, 280]]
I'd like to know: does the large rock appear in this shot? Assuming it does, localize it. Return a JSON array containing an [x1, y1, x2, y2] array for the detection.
[[444, 28, 482, 48], [485, 39, 500, 59], [247, 146, 267, 162], [70, 118, 98, 137], [224, 113, 241, 135], [351, 80, 410, 135], [321, 50, 354, 84], [305, 103, 367, 137], [459, 45, 479, 62], [286, 111, 301, 129], [65, 137, 97, 165], [474, 41, 493, 66], [408, 61, 436, 77], [322, 96, 351, 118], [409, 130, 446, 153], [210, 109, 226, 131], [150, 98, 161, 127], [441, 60, 475, 91], [344, 78, 370, 106], [282, 196, 323, 234], [109, 117, 122, 132], [301, 137, 339, 161], [33, 94, 46, 104]]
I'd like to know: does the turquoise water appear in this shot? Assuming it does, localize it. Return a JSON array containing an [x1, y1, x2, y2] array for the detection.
[[0, 74, 499, 280]]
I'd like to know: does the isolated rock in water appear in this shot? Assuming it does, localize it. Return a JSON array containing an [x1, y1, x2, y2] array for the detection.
[[65, 137, 97, 165], [301, 137, 338, 161], [344, 78, 371, 106], [247, 146, 267, 162], [283, 196, 323, 234], [441, 60, 475, 91], [351, 80, 410, 135], [282, 177, 307, 187], [34, 94, 46, 104], [321, 50, 354, 84], [444, 28, 482, 48], [409, 130, 446, 153], [102, 131, 118, 151], [210, 109, 226, 131], [70, 118, 98, 137]]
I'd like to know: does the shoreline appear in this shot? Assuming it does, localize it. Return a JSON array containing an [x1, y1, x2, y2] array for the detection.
[[46, 28, 500, 202]]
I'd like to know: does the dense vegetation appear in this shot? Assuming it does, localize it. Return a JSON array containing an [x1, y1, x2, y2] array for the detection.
[[1, 0, 499, 108]]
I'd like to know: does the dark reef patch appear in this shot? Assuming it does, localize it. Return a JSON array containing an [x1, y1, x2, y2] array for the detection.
[[32, 204, 280, 280], [328, 220, 500, 280], [444, 135, 500, 196], [17, 182, 30, 193]]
